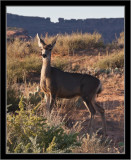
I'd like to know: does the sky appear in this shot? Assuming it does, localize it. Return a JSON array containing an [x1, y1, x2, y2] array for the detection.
[[7, 6, 124, 23]]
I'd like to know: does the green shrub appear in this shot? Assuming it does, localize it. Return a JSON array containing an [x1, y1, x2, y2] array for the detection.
[[7, 97, 80, 153], [7, 84, 44, 112], [94, 50, 124, 69], [7, 86, 21, 112], [26, 91, 44, 106]]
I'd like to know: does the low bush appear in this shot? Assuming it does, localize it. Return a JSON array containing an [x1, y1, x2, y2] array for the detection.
[[7, 38, 30, 58], [106, 31, 124, 51], [116, 32, 124, 49], [26, 91, 44, 106], [94, 49, 124, 69], [7, 86, 21, 112], [7, 97, 80, 153], [7, 37, 41, 58]]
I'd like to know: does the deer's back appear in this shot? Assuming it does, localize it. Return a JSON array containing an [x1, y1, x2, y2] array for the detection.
[[50, 67, 100, 98]]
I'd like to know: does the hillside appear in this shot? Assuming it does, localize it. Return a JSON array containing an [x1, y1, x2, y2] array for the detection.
[[7, 27, 31, 41], [7, 13, 124, 43]]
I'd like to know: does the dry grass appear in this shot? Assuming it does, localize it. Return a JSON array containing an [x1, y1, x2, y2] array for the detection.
[[93, 49, 124, 69], [40, 32, 104, 55], [7, 54, 42, 85]]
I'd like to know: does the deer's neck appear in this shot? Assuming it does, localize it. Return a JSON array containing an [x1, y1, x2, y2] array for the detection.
[[41, 59, 51, 79]]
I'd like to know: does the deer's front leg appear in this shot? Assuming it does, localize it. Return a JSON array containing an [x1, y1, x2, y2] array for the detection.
[[45, 94, 51, 112], [49, 95, 56, 113]]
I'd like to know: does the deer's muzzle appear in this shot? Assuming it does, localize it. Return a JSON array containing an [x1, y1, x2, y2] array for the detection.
[[42, 54, 47, 58]]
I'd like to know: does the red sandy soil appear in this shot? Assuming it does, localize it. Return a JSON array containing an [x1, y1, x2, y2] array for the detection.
[[7, 29, 30, 40]]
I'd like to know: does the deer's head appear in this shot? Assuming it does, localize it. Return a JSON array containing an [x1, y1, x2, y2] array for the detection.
[[37, 34, 58, 59]]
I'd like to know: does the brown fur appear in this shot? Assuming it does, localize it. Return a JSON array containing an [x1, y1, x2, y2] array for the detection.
[[37, 34, 107, 136]]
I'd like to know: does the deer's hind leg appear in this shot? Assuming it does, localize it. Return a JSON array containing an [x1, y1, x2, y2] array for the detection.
[[82, 97, 96, 135], [94, 102, 107, 136]]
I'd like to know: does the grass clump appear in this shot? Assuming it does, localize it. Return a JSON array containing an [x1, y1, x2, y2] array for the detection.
[[7, 37, 41, 58], [94, 49, 124, 69], [116, 32, 124, 49], [7, 54, 42, 84], [73, 131, 121, 153], [7, 85, 21, 112], [7, 38, 30, 58], [106, 31, 124, 51]]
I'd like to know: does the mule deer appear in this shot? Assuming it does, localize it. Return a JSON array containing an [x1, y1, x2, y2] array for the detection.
[[37, 34, 107, 136]]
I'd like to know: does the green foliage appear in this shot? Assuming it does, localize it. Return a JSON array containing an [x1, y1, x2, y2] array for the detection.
[[46, 136, 56, 153], [27, 92, 43, 106], [94, 50, 124, 69], [118, 142, 124, 147], [7, 97, 80, 153], [7, 85, 43, 112], [7, 86, 21, 112]]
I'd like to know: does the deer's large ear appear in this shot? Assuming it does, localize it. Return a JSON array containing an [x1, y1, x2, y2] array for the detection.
[[36, 33, 46, 48], [51, 34, 59, 48]]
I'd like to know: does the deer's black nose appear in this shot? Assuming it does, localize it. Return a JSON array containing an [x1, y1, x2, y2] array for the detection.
[[42, 54, 47, 58]]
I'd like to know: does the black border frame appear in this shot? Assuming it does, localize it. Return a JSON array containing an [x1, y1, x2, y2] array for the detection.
[[1, 0, 130, 159]]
